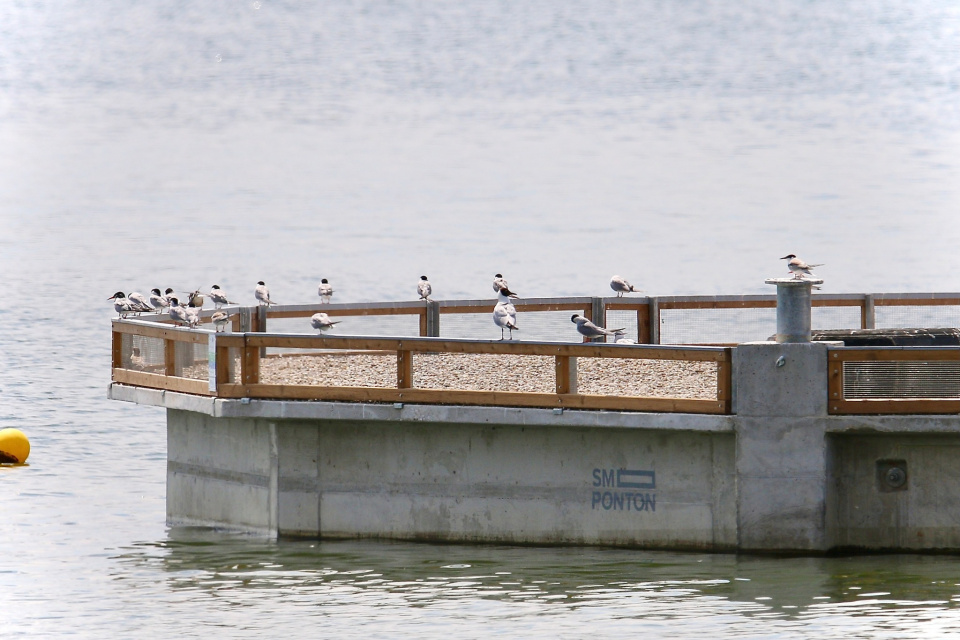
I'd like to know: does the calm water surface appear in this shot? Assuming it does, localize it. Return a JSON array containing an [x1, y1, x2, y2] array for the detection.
[[2, 1, 960, 636]]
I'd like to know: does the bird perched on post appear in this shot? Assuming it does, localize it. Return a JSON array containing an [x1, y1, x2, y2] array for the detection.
[[311, 312, 340, 333], [780, 254, 823, 279], [208, 285, 236, 309], [609, 275, 639, 297], [255, 281, 276, 306], [318, 279, 334, 304], [418, 275, 432, 301], [571, 314, 625, 342], [211, 310, 230, 332], [493, 286, 520, 340], [167, 297, 191, 326], [492, 273, 509, 294]]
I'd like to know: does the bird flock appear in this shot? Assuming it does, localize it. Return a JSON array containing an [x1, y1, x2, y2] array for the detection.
[[109, 255, 822, 342]]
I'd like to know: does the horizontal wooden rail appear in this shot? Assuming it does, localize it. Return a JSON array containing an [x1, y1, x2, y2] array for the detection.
[[828, 347, 960, 414], [112, 319, 732, 414]]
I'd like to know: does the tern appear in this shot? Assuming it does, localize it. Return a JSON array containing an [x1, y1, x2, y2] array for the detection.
[[208, 285, 236, 308], [183, 288, 204, 308], [149, 288, 170, 311], [609, 275, 639, 297], [310, 312, 340, 333], [418, 275, 432, 301], [318, 278, 334, 304], [493, 286, 520, 340], [780, 254, 823, 279], [613, 331, 636, 344], [255, 281, 276, 306], [492, 273, 509, 294], [167, 297, 191, 326], [183, 305, 200, 328], [211, 310, 230, 332], [127, 291, 154, 311], [108, 292, 144, 318], [571, 314, 625, 341]]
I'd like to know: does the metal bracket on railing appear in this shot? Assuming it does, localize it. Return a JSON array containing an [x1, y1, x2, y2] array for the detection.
[[862, 294, 876, 330]]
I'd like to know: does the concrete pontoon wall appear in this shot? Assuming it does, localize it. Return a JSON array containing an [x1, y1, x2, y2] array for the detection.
[[166, 409, 738, 550]]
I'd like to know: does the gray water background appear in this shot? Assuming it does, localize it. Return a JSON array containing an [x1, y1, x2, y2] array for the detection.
[[3, 1, 960, 636]]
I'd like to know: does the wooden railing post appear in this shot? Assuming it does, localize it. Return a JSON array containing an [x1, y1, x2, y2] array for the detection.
[[637, 303, 651, 344], [397, 349, 413, 389], [418, 309, 428, 337], [716, 349, 733, 414], [555, 356, 577, 395], [164, 338, 177, 377], [648, 297, 660, 344], [862, 294, 876, 330], [425, 301, 440, 337], [256, 306, 268, 358], [112, 326, 123, 370], [241, 337, 260, 387]]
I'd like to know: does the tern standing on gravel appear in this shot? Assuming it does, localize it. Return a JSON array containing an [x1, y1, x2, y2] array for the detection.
[[311, 312, 340, 333], [609, 275, 638, 297], [493, 286, 520, 340], [318, 279, 333, 304], [255, 281, 276, 306], [418, 276, 432, 301], [780, 254, 823, 279], [571, 314, 625, 341]]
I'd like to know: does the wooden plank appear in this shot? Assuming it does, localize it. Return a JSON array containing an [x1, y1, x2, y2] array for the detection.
[[830, 399, 960, 415], [238, 384, 729, 414], [555, 356, 575, 394], [216, 346, 231, 391], [112, 368, 212, 396], [637, 307, 651, 344], [112, 330, 123, 369], [164, 339, 176, 376], [419, 310, 428, 337], [828, 359, 843, 408], [268, 306, 427, 319], [829, 349, 960, 362], [241, 345, 260, 385], [397, 350, 412, 389], [873, 297, 960, 307], [241, 335, 729, 361], [660, 300, 778, 310], [112, 321, 211, 344]]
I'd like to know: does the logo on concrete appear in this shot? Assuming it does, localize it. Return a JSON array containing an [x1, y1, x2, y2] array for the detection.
[[591, 468, 656, 512]]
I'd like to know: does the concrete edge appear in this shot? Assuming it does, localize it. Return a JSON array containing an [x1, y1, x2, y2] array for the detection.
[[108, 383, 735, 432]]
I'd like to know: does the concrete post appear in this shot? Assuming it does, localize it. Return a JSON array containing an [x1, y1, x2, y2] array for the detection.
[[764, 278, 824, 343], [734, 340, 835, 552]]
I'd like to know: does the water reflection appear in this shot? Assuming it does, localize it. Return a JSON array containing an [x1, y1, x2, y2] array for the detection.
[[110, 529, 960, 636]]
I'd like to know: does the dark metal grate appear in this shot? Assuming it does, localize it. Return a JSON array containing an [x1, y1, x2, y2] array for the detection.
[[843, 361, 960, 399]]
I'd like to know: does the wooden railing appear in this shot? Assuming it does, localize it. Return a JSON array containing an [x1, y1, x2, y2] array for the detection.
[[828, 346, 960, 414], [111, 319, 732, 414]]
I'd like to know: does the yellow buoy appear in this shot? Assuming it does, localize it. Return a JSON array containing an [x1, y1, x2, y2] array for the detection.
[[0, 428, 30, 464]]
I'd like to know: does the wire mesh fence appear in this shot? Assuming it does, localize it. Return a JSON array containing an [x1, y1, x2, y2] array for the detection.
[[440, 309, 589, 343], [876, 305, 960, 330]]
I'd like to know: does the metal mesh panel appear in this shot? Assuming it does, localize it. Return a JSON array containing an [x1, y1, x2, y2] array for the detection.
[[120, 333, 166, 372], [603, 310, 641, 343], [843, 361, 960, 399], [876, 305, 960, 330], [258, 352, 396, 388], [177, 341, 209, 381], [576, 358, 717, 399], [413, 353, 555, 393], [266, 314, 422, 338], [811, 306, 862, 332], [659, 308, 777, 345], [439, 310, 588, 343]]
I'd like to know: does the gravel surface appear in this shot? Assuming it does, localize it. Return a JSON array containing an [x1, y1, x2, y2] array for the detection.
[[253, 352, 717, 399]]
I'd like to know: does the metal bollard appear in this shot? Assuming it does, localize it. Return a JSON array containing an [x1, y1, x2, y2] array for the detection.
[[764, 278, 824, 343]]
